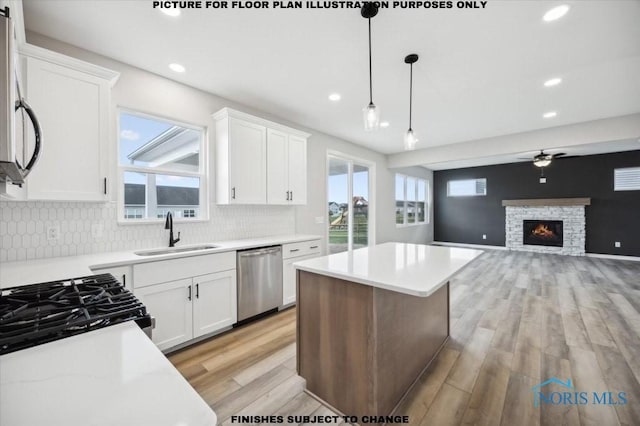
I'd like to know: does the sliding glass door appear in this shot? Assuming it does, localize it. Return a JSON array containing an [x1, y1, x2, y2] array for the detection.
[[327, 155, 373, 254]]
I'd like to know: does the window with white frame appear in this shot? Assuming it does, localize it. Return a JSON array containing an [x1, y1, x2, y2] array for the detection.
[[118, 110, 206, 221], [447, 178, 487, 197], [614, 167, 640, 191], [395, 174, 429, 226]]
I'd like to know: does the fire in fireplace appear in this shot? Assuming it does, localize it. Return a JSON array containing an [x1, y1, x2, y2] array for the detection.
[[523, 220, 563, 247]]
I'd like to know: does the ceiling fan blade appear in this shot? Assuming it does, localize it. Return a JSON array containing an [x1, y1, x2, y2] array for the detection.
[[554, 155, 578, 160], [517, 157, 533, 160], [552, 152, 567, 158]]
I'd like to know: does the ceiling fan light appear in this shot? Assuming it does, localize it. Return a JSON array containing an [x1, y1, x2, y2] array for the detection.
[[363, 103, 380, 131], [404, 129, 418, 151], [534, 158, 551, 168]]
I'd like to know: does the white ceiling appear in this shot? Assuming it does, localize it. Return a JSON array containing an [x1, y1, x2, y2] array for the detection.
[[21, 0, 640, 155]]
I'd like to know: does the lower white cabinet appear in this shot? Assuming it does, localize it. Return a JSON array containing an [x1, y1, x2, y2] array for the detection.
[[133, 256, 237, 351], [193, 271, 237, 337], [91, 265, 132, 291], [135, 278, 193, 351], [282, 239, 322, 306]]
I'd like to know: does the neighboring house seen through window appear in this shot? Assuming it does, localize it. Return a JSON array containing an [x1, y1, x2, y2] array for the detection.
[[395, 174, 429, 226], [118, 110, 206, 221]]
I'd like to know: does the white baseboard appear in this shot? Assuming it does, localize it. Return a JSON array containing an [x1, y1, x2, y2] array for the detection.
[[432, 241, 640, 261], [585, 253, 640, 262], [431, 241, 508, 251]]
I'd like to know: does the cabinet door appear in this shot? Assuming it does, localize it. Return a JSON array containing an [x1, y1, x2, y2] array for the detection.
[[25, 57, 109, 201], [288, 135, 307, 205], [266, 129, 289, 205], [229, 118, 266, 204], [135, 279, 193, 351], [282, 253, 319, 306], [91, 265, 133, 291], [193, 270, 237, 338]]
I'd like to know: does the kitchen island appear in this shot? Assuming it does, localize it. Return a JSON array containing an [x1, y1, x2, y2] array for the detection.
[[294, 243, 483, 420]]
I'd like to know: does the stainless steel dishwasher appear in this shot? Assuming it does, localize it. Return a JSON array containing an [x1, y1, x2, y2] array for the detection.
[[237, 245, 283, 322]]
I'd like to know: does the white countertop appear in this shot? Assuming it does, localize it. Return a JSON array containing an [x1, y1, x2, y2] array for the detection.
[[294, 242, 483, 297], [0, 234, 321, 288], [0, 322, 217, 426]]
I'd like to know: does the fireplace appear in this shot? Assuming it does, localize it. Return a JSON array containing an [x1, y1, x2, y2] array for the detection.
[[523, 220, 563, 247]]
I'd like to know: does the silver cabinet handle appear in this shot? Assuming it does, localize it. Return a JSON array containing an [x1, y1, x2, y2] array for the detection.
[[290, 248, 300, 253]]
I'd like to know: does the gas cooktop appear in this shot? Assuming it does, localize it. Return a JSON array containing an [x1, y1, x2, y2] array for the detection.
[[0, 274, 152, 355]]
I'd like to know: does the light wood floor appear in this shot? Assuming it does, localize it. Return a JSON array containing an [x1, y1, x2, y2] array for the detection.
[[168, 250, 640, 425]]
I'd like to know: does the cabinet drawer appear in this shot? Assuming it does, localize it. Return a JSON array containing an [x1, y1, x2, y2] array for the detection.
[[134, 252, 236, 288], [282, 240, 321, 259]]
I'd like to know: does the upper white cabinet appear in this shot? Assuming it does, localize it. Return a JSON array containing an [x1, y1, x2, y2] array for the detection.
[[214, 108, 309, 205], [21, 45, 119, 201]]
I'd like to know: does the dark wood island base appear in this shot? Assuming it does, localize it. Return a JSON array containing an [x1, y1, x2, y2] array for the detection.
[[296, 269, 450, 421]]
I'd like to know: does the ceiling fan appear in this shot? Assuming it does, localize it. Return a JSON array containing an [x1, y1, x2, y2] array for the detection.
[[519, 150, 566, 168]]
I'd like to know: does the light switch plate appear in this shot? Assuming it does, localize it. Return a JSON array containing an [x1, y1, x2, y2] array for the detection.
[[615, 241, 621, 248], [482, 234, 487, 240]]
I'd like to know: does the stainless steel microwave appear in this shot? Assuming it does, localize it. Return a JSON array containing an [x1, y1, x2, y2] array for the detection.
[[0, 6, 41, 186]]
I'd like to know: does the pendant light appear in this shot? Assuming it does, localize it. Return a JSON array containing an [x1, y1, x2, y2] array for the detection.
[[404, 54, 419, 150], [361, 2, 380, 131]]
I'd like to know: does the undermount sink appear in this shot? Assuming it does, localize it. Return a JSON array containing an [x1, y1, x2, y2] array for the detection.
[[134, 244, 220, 257]]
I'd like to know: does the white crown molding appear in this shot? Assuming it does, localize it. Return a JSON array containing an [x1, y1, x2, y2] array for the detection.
[[19, 43, 120, 86], [213, 107, 311, 138]]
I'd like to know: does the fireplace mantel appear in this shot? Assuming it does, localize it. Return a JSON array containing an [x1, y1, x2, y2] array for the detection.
[[501, 198, 591, 207]]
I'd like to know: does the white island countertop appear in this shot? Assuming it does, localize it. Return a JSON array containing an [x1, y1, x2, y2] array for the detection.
[[0, 321, 217, 426], [294, 242, 483, 297]]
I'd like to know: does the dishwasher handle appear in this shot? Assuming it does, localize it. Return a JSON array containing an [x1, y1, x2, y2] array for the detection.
[[238, 247, 281, 257]]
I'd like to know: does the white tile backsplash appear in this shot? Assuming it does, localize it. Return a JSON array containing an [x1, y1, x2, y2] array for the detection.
[[0, 201, 295, 262]]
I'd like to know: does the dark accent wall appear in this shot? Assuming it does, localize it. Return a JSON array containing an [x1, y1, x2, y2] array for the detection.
[[433, 150, 640, 257]]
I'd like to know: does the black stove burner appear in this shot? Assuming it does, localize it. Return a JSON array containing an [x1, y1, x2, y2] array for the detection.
[[0, 274, 152, 355]]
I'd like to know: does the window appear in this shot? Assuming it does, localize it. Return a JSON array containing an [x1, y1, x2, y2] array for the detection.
[[447, 178, 487, 197], [118, 111, 206, 221], [396, 174, 429, 226], [614, 167, 640, 191]]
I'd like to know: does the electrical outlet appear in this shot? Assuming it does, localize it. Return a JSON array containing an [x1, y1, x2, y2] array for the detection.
[[315, 216, 325, 224], [47, 226, 60, 241], [482, 234, 487, 240], [91, 223, 104, 239], [615, 241, 621, 248]]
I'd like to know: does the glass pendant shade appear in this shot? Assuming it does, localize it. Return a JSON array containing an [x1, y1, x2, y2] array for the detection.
[[363, 103, 380, 131], [404, 128, 418, 151]]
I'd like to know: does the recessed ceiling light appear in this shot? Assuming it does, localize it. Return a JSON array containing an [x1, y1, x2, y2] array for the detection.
[[160, 7, 181, 17], [380, 121, 390, 128], [543, 111, 557, 119], [169, 63, 186, 73], [543, 5, 570, 22], [544, 77, 562, 87], [328, 93, 341, 101]]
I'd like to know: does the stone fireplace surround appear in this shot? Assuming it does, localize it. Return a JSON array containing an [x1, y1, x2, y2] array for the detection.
[[503, 198, 591, 256]]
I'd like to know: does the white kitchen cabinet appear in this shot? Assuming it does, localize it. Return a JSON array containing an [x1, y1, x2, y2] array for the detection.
[[135, 278, 193, 351], [132, 252, 237, 351], [287, 135, 307, 205], [91, 265, 132, 291], [282, 239, 321, 306], [266, 130, 307, 205], [193, 270, 237, 337], [215, 115, 267, 204], [20, 45, 119, 201], [214, 108, 310, 205]]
